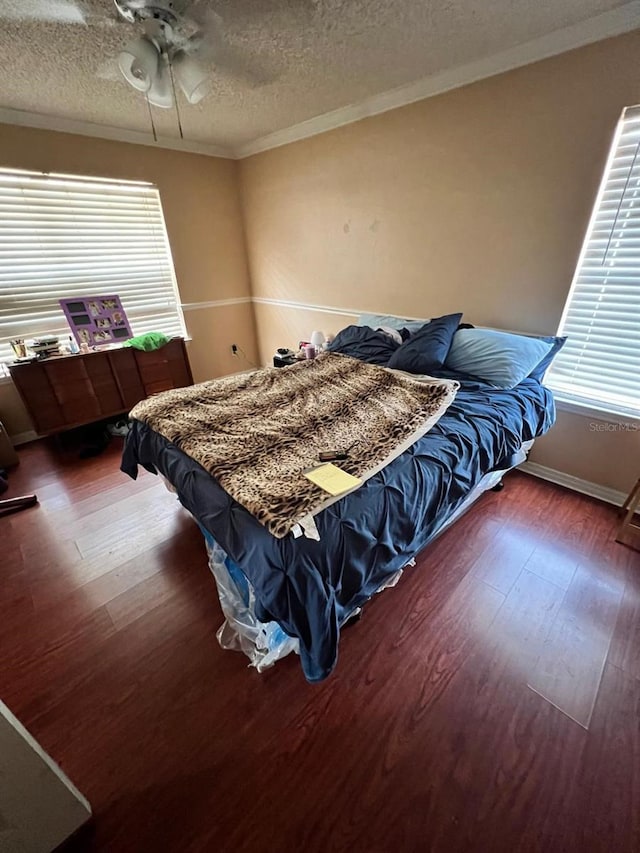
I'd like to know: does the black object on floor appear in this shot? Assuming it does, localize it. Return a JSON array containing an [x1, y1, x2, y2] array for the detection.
[[0, 494, 38, 518], [63, 419, 129, 459], [54, 422, 113, 459], [0, 467, 38, 517], [77, 424, 111, 459]]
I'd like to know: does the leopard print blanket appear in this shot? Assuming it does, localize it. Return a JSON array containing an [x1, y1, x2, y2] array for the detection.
[[130, 353, 458, 538]]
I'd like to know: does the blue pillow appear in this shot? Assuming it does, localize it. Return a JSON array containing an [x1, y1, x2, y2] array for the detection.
[[386, 313, 463, 373], [445, 328, 555, 389], [526, 335, 567, 381], [327, 325, 400, 365], [357, 313, 428, 335]]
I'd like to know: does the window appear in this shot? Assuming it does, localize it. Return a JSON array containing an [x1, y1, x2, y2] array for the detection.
[[0, 167, 186, 369], [546, 106, 640, 418]]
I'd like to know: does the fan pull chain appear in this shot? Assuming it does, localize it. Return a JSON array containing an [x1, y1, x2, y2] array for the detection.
[[145, 93, 158, 143], [168, 61, 184, 140]]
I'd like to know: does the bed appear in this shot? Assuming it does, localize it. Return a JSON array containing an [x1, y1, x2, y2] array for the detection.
[[121, 349, 555, 682]]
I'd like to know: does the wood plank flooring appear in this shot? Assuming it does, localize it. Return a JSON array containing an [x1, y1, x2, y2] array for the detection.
[[1, 439, 639, 853]]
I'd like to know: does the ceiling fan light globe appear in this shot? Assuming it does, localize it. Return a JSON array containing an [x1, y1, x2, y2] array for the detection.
[[118, 37, 158, 93], [173, 54, 211, 105], [185, 79, 211, 105], [148, 62, 174, 109]]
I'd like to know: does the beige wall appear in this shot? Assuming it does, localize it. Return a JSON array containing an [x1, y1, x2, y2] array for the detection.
[[0, 381, 34, 437], [0, 124, 258, 436], [239, 31, 640, 495]]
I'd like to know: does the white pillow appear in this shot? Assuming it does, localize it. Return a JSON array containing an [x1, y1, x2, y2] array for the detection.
[[357, 313, 428, 334]]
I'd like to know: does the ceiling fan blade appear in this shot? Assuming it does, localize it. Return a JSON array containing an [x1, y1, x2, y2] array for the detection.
[[212, 51, 274, 87], [185, 8, 275, 87], [0, 0, 87, 24]]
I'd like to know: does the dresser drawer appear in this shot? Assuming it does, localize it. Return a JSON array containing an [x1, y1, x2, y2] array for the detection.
[[134, 339, 193, 396]]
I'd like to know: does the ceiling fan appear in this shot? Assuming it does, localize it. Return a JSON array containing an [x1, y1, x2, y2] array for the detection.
[[111, 1, 217, 109], [1, 0, 272, 110]]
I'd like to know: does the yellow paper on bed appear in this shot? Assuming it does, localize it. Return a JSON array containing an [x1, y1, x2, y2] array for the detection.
[[304, 463, 362, 496]]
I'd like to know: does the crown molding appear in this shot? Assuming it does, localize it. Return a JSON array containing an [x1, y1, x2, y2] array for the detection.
[[0, 106, 234, 160], [235, 2, 640, 158], [0, 4, 638, 161]]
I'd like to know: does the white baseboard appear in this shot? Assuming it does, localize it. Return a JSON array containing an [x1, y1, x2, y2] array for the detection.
[[519, 460, 627, 507], [10, 430, 39, 446]]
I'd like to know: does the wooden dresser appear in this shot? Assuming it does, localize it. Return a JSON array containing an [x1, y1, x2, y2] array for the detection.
[[9, 338, 193, 436]]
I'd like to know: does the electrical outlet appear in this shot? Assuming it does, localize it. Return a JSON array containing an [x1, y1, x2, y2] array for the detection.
[[231, 344, 238, 356]]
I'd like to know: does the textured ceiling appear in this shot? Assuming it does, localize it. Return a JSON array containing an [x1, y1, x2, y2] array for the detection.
[[0, 0, 633, 151]]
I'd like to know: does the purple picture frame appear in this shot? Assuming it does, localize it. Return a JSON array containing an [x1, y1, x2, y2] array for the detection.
[[60, 295, 133, 348]]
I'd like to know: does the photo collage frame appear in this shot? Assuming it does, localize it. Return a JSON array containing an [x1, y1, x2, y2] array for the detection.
[[60, 295, 133, 348]]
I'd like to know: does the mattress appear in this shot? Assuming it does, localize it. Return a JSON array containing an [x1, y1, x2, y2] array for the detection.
[[122, 369, 555, 682]]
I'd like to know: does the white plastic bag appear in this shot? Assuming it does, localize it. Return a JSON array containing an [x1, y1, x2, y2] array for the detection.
[[205, 536, 299, 672]]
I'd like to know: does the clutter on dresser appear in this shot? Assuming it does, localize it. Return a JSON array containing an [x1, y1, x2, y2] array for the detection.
[[273, 348, 299, 368], [9, 339, 28, 360], [310, 330, 326, 350], [26, 336, 60, 360], [274, 332, 332, 366]]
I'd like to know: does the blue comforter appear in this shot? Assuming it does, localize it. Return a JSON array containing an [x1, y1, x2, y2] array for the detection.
[[121, 369, 554, 682]]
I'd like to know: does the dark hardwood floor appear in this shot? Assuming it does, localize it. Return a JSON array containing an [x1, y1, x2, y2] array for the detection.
[[2, 439, 639, 853]]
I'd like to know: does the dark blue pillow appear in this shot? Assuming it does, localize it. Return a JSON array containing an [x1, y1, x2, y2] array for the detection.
[[387, 313, 463, 373], [327, 325, 400, 365], [527, 335, 567, 381]]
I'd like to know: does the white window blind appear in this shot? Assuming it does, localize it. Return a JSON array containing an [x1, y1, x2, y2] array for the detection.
[[546, 106, 640, 418], [0, 167, 186, 367]]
